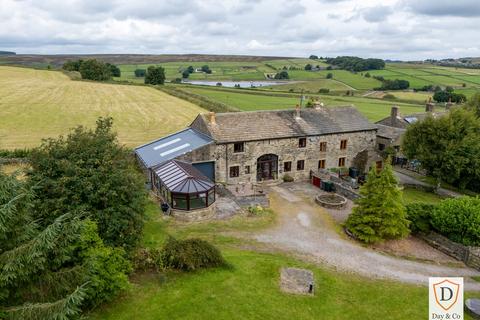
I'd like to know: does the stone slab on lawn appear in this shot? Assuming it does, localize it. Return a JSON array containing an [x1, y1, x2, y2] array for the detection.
[[280, 267, 314, 295], [466, 299, 480, 319]]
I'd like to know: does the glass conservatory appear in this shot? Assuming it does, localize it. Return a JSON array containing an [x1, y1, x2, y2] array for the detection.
[[152, 160, 215, 211]]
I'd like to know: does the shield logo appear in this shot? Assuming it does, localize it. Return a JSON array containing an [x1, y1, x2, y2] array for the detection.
[[433, 279, 460, 311]]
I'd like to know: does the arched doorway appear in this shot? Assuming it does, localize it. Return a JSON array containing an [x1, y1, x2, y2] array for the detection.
[[256, 154, 278, 181]]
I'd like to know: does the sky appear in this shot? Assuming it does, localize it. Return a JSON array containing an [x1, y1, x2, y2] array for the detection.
[[1, 0, 480, 60]]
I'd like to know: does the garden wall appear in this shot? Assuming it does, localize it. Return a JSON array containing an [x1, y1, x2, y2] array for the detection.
[[421, 232, 480, 270]]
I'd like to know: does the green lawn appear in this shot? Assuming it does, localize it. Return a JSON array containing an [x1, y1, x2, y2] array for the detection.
[[88, 200, 480, 320], [402, 187, 445, 204]]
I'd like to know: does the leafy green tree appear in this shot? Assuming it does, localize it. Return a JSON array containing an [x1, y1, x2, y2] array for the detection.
[[326, 72, 333, 79], [431, 196, 480, 246], [28, 117, 147, 252], [309, 55, 318, 60], [274, 71, 289, 79], [201, 65, 212, 74], [144, 66, 166, 85], [345, 161, 410, 243], [62, 59, 83, 72], [304, 64, 312, 71], [466, 92, 480, 117], [186, 66, 194, 74], [182, 70, 190, 79], [402, 108, 480, 191], [106, 63, 121, 77], [79, 59, 112, 81]]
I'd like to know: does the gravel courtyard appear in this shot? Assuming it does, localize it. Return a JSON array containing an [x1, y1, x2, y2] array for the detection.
[[252, 183, 480, 290]]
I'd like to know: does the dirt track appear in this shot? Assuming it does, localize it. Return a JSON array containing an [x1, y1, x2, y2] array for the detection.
[[252, 184, 480, 290]]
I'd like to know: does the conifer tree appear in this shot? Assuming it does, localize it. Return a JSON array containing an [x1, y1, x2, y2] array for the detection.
[[345, 159, 410, 243]]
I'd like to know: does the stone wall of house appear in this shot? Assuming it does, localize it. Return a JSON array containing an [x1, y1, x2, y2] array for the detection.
[[178, 130, 377, 184]]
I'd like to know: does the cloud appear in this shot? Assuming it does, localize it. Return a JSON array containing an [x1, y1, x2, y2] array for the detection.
[[404, 0, 480, 17], [362, 6, 393, 22], [0, 0, 480, 60]]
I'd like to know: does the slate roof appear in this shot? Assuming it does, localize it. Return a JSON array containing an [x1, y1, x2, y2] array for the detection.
[[135, 128, 213, 169], [153, 160, 214, 194], [376, 111, 448, 129], [190, 107, 377, 143], [376, 124, 406, 140]]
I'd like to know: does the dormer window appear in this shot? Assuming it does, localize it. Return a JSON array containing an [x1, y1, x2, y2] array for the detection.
[[298, 138, 306, 148]]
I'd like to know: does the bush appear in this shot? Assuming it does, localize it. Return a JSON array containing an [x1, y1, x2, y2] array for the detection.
[[405, 202, 435, 233], [318, 88, 330, 94], [431, 196, 480, 246], [274, 71, 289, 80], [145, 66, 166, 85], [283, 174, 294, 182], [0, 148, 31, 158], [134, 69, 146, 77], [133, 247, 163, 271], [326, 73, 333, 79], [248, 205, 265, 216], [162, 237, 226, 271], [383, 93, 396, 100]]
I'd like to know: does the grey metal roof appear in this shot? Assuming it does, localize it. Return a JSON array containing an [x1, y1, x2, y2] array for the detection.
[[154, 160, 214, 194], [135, 128, 213, 168], [190, 107, 377, 143]]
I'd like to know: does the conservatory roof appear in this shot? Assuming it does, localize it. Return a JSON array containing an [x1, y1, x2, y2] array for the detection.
[[135, 128, 213, 169], [153, 160, 214, 194]]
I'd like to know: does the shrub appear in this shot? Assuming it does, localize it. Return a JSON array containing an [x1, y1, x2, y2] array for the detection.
[[283, 174, 294, 182], [145, 66, 166, 85], [405, 202, 435, 233], [248, 205, 265, 216], [161, 237, 226, 271], [79, 59, 112, 81], [134, 69, 146, 77], [326, 72, 333, 79], [133, 247, 163, 271], [0, 148, 31, 158], [383, 93, 396, 100], [274, 71, 289, 79], [431, 196, 480, 246], [318, 88, 330, 94]]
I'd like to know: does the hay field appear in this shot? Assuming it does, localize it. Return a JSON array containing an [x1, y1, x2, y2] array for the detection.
[[0, 66, 205, 149]]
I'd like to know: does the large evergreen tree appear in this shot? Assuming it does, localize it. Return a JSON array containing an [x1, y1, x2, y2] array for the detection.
[[28, 117, 147, 252], [0, 171, 131, 319], [345, 161, 410, 243]]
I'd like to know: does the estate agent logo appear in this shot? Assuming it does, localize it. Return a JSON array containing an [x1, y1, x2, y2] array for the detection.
[[429, 277, 463, 319]]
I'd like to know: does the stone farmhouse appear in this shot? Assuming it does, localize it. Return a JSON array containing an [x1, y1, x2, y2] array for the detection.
[[135, 103, 380, 212]]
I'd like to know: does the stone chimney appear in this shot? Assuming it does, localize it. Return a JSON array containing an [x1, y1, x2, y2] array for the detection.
[[425, 97, 434, 112], [295, 104, 301, 119], [208, 112, 216, 125], [390, 106, 399, 124]]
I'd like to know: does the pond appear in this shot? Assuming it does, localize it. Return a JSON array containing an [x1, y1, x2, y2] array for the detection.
[[181, 80, 290, 88]]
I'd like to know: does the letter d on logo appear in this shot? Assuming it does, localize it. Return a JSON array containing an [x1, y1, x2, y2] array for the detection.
[[429, 277, 463, 319]]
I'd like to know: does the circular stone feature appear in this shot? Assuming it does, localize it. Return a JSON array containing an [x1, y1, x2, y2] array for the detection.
[[315, 193, 347, 209], [466, 299, 480, 319]]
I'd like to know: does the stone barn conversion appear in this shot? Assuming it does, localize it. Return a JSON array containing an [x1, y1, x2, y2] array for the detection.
[[135, 104, 379, 212]]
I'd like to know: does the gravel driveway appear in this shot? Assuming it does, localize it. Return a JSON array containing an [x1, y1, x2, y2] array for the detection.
[[253, 184, 480, 290]]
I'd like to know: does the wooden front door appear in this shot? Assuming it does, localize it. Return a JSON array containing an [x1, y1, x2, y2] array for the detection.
[[256, 154, 278, 181]]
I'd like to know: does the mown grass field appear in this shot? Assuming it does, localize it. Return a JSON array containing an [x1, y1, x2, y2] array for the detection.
[[88, 201, 480, 320], [0, 66, 205, 149], [181, 86, 427, 122], [116, 60, 480, 100]]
